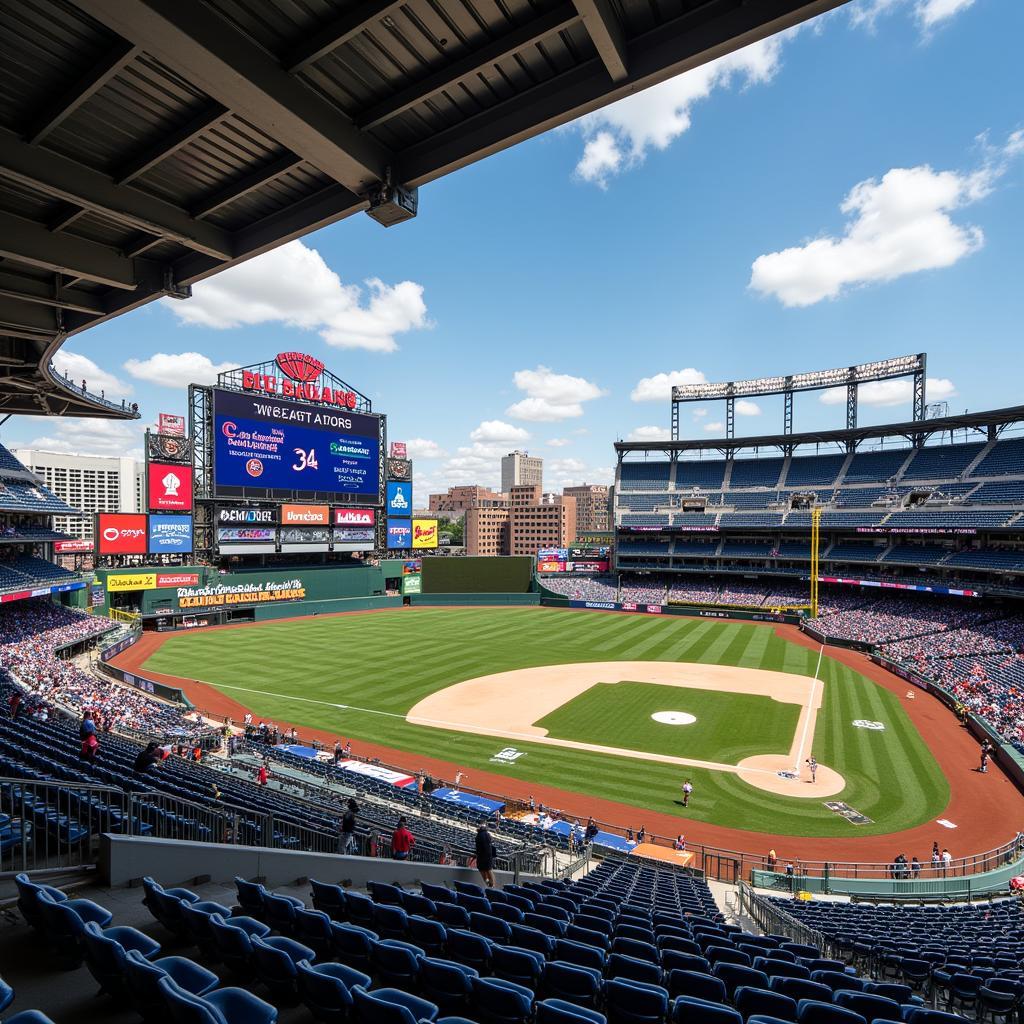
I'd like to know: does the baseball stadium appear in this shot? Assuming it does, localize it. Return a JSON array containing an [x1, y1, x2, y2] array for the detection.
[[0, 1, 1023, 1022]]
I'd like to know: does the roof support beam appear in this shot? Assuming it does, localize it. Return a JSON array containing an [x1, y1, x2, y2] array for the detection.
[[191, 153, 305, 219], [0, 297, 61, 338], [26, 40, 139, 144], [282, 0, 406, 74], [571, 0, 628, 82], [77, 0, 392, 193], [113, 102, 230, 184], [0, 272, 105, 315], [0, 211, 139, 290], [357, 4, 581, 131], [0, 129, 234, 261]]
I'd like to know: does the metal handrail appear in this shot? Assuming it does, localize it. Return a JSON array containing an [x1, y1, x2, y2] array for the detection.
[[45, 362, 140, 416], [739, 881, 828, 952]]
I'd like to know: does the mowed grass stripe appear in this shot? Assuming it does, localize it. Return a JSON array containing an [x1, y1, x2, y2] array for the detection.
[[141, 608, 949, 837]]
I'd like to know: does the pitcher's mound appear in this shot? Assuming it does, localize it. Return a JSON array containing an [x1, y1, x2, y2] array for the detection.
[[736, 754, 845, 797]]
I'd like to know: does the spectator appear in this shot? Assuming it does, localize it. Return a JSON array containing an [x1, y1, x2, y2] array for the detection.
[[340, 799, 359, 855], [475, 824, 497, 887], [80, 730, 99, 768], [391, 817, 415, 860], [133, 741, 162, 773]]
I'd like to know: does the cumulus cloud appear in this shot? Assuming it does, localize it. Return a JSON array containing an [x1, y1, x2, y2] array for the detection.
[[735, 399, 762, 416], [547, 438, 571, 448], [27, 418, 145, 460], [52, 349, 130, 397], [628, 425, 671, 442], [704, 421, 724, 433], [750, 132, 1023, 307], [849, 0, 977, 32], [506, 366, 606, 422], [631, 367, 707, 402], [820, 376, 957, 408], [404, 438, 448, 459], [124, 351, 238, 387], [470, 420, 530, 443], [570, 35, 789, 187], [163, 239, 429, 353]]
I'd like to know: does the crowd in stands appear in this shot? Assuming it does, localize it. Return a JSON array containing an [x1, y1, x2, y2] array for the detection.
[[1, 600, 199, 737], [541, 576, 618, 601], [619, 577, 667, 604], [814, 594, 995, 645]]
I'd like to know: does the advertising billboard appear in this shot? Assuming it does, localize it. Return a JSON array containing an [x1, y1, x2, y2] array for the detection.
[[412, 518, 438, 549], [213, 388, 379, 500], [55, 539, 93, 553], [147, 514, 193, 554], [280, 503, 329, 525], [219, 527, 276, 543], [105, 572, 199, 592], [386, 519, 412, 549], [216, 506, 276, 525], [158, 412, 186, 436], [386, 481, 412, 516], [148, 462, 193, 511], [280, 526, 332, 552], [96, 513, 148, 554], [402, 574, 422, 595], [389, 441, 407, 458], [333, 507, 375, 526]]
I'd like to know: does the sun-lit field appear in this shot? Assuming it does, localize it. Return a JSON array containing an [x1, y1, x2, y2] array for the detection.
[[141, 607, 949, 837]]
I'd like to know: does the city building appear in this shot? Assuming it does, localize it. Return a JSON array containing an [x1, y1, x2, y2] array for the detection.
[[465, 506, 511, 556], [501, 450, 542, 493], [563, 483, 611, 532], [429, 485, 508, 514], [12, 449, 143, 538], [510, 490, 576, 556]]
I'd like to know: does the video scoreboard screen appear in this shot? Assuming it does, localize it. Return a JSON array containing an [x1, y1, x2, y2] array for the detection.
[[212, 389, 381, 502]]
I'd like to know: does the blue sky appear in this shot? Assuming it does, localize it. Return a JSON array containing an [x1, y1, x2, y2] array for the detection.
[[6, 0, 1021, 502]]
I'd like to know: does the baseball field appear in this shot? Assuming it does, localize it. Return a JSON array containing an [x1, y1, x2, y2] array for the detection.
[[133, 606, 951, 839]]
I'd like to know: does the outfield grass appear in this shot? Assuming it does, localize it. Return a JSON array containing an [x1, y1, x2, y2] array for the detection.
[[141, 607, 950, 837], [536, 682, 801, 761]]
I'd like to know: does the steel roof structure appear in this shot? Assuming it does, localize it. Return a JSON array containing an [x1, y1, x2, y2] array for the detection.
[[0, 0, 843, 419], [615, 406, 1024, 458]]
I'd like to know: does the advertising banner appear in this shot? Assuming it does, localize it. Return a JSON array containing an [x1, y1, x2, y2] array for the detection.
[[386, 481, 412, 516], [107, 572, 157, 592], [158, 412, 187, 436], [403, 560, 422, 574], [280, 526, 332, 544], [333, 527, 374, 543], [387, 519, 412, 549], [537, 560, 565, 573], [213, 388, 380, 499], [148, 433, 192, 463], [148, 514, 193, 553], [218, 527, 276, 543], [412, 518, 438, 549], [157, 572, 200, 587], [55, 539, 93, 553], [281, 503, 329, 525], [91, 584, 105, 607], [97, 513, 148, 554], [402, 574, 422, 595], [216, 506, 276, 525], [389, 441, 407, 458], [177, 577, 306, 609], [387, 458, 411, 480], [538, 548, 568, 560], [333, 507, 375, 526], [148, 462, 193, 511], [335, 759, 414, 788]]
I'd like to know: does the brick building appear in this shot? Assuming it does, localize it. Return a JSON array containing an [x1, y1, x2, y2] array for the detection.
[[562, 483, 611, 532]]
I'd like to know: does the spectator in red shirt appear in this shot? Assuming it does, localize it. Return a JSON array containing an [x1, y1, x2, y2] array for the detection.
[[256, 762, 269, 786], [391, 817, 415, 860]]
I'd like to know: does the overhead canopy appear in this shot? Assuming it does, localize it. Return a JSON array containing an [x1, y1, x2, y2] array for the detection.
[[0, 0, 844, 418]]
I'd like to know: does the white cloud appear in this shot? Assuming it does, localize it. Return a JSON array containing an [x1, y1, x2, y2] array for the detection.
[[849, 0, 977, 32], [506, 365, 606, 422], [820, 376, 957, 408], [547, 438, 571, 448], [572, 427, 589, 436], [27, 418, 145, 460], [404, 438, 448, 459], [750, 133, 1023, 307], [470, 420, 530, 443], [162, 239, 429, 353], [628, 425, 671, 442], [692, 408, 709, 419], [735, 399, 762, 416], [571, 35, 789, 187], [704, 422, 724, 433], [124, 351, 237, 388], [52, 349, 131, 398], [631, 367, 707, 402]]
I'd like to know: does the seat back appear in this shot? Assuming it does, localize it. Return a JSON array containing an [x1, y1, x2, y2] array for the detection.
[[156, 976, 222, 1024]]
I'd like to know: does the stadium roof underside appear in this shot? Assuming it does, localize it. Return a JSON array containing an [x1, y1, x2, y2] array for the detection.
[[615, 406, 1024, 458], [0, 0, 844, 419]]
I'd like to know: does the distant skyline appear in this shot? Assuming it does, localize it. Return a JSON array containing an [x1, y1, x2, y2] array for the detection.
[[3, 0, 1020, 504]]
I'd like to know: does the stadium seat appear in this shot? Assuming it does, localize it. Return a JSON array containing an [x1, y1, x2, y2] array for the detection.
[[296, 959, 371, 1023], [715, 964, 771, 999], [733, 986, 799, 1023], [372, 938, 425, 989], [556, 938, 607, 972], [157, 974, 278, 1024], [671, 997, 742, 1024], [0, 975, 12, 1014], [769, 979, 834, 1004], [233, 877, 268, 920], [310, 880, 347, 920], [492, 944, 546, 990], [81, 920, 162, 995], [372, 904, 411, 941], [537, 998, 608, 1024], [408, 915, 448, 958], [605, 978, 670, 1024], [330, 923, 379, 974], [294, 909, 335, 960], [607, 952, 663, 986], [251, 933, 316, 1003], [795, 999, 866, 1024], [544, 961, 604, 1008], [833, 991, 904, 1022], [123, 949, 219, 1019], [447, 929, 493, 973], [351, 984, 440, 1024], [419, 957, 479, 1014], [471, 975, 535, 1024]]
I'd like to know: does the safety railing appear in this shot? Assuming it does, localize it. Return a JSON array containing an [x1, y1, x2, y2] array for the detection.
[[738, 881, 828, 952]]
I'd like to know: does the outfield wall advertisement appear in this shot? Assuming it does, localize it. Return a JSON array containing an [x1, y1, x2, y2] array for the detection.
[[177, 577, 307, 609]]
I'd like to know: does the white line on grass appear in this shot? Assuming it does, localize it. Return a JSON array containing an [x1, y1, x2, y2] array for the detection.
[[793, 644, 825, 773]]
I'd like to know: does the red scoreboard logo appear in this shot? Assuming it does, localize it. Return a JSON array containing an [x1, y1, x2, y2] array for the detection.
[[148, 463, 193, 511], [97, 513, 148, 554]]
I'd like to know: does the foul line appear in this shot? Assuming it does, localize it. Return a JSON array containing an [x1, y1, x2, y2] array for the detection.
[[792, 644, 824, 774], [209, 680, 784, 777]]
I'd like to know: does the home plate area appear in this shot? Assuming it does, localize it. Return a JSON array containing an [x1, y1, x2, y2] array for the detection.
[[406, 661, 846, 798]]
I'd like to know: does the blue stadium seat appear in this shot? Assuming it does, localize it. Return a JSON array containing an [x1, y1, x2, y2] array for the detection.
[[123, 949, 219, 1019], [537, 998, 608, 1024], [471, 975, 535, 1024], [296, 959, 371, 1024], [671, 996, 742, 1024], [605, 978, 670, 1024], [418, 957, 479, 1015], [351, 984, 439, 1024]]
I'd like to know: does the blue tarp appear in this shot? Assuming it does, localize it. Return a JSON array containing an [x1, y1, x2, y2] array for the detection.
[[537, 819, 635, 852], [279, 744, 320, 759], [431, 788, 506, 815]]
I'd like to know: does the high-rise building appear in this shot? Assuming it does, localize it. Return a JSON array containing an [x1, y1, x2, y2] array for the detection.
[[465, 506, 511, 556], [563, 483, 611, 533], [510, 492, 576, 556], [429, 485, 507, 514], [12, 450, 143, 539], [501, 450, 542, 493]]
